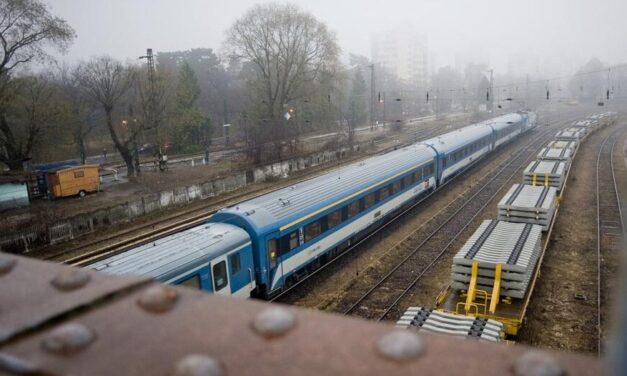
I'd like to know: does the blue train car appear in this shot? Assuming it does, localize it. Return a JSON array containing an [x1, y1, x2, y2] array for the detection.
[[423, 123, 493, 184], [487, 113, 527, 148], [89, 223, 256, 298], [211, 144, 438, 298]]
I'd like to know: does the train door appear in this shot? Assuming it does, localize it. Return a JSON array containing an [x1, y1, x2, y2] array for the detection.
[[210, 256, 231, 296], [265, 234, 280, 294]]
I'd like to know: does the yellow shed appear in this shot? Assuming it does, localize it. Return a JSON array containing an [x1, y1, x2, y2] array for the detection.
[[47, 165, 100, 198]]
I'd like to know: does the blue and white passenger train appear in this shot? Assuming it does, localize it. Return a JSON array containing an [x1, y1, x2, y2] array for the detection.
[[90, 111, 537, 298]]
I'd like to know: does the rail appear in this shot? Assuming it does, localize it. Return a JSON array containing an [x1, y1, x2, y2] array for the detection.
[[595, 128, 626, 355]]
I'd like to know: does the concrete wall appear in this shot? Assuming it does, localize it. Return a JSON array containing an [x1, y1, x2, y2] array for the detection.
[[0, 148, 351, 254]]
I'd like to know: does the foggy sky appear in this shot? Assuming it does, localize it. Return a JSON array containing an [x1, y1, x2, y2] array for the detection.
[[48, 0, 627, 76]]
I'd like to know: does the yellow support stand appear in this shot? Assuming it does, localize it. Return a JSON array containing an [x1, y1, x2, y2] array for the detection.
[[532, 174, 537, 186], [544, 174, 549, 187], [465, 261, 479, 313], [489, 264, 502, 314]]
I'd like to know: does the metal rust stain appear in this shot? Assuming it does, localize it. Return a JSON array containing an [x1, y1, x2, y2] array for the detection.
[[0, 253, 149, 345], [0, 255, 601, 376]]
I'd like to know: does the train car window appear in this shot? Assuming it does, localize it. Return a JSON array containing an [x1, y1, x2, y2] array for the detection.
[[414, 170, 422, 181], [212, 261, 228, 291], [347, 201, 360, 218], [364, 192, 375, 208], [424, 164, 434, 176], [178, 274, 201, 289], [328, 209, 342, 228], [230, 253, 241, 274], [392, 181, 401, 194], [403, 175, 412, 188], [288, 232, 299, 250], [304, 220, 322, 242], [379, 186, 390, 201], [267, 239, 278, 267], [73, 171, 84, 179]]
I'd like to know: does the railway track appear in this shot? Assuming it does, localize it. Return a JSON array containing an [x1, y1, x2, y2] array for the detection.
[[596, 128, 625, 355], [336, 126, 559, 320], [50, 115, 475, 266]]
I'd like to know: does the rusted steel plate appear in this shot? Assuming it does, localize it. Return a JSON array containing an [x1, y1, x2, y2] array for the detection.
[[1, 279, 600, 375], [0, 253, 148, 344]]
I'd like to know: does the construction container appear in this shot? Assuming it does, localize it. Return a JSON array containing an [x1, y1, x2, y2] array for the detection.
[[0, 174, 31, 210], [47, 165, 100, 198]]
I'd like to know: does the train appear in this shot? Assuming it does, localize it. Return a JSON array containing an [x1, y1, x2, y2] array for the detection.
[[90, 111, 537, 299]]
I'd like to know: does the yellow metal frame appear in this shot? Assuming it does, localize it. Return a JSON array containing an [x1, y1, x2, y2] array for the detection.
[[531, 173, 537, 186], [464, 261, 479, 312], [489, 264, 502, 314]]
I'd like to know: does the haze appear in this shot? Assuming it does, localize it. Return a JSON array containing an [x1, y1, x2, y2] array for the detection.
[[49, 0, 627, 76]]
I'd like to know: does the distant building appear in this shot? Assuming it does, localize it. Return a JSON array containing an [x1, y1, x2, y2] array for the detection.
[[371, 27, 428, 88]]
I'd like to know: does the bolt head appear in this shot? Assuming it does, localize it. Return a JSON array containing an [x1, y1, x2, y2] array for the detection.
[[376, 330, 425, 362], [251, 307, 296, 338], [137, 285, 179, 313], [0, 352, 38, 374], [173, 354, 225, 376], [41, 323, 95, 355], [50, 269, 91, 291], [513, 351, 564, 376], [0, 257, 16, 275]]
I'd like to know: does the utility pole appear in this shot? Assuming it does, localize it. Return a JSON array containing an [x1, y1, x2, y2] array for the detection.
[[488, 69, 494, 112], [139, 48, 158, 169], [435, 88, 440, 119], [607, 68, 611, 101], [525, 74, 529, 108], [368, 64, 375, 130], [383, 92, 386, 126]]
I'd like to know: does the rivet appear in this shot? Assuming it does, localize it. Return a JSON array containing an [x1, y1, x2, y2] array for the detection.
[[0, 352, 38, 375], [137, 285, 179, 313], [513, 351, 564, 376], [173, 354, 225, 376], [41, 323, 95, 355], [376, 330, 425, 362], [251, 307, 296, 338], [50, 269, 91, 291], [0, 257, 16, 275]]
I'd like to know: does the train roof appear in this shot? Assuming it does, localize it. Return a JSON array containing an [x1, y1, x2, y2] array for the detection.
[[421, 122, 492, 154], [480, 112, 525, 130], [88, 223, 251, 282], [214, 143, 437, 232]]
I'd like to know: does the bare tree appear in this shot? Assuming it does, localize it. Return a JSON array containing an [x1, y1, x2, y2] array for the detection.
[[224, 2, 340, 158], [0, 0, 75, 169], [0, 76, 60, 169], [54, 65, 99, 164], [78, 57, 138, 176]]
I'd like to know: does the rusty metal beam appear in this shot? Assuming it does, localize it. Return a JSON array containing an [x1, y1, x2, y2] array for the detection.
[[0, 254, 600, 376]]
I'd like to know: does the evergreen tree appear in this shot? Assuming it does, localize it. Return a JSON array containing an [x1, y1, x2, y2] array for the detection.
[[174, 62, 205, 152]]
